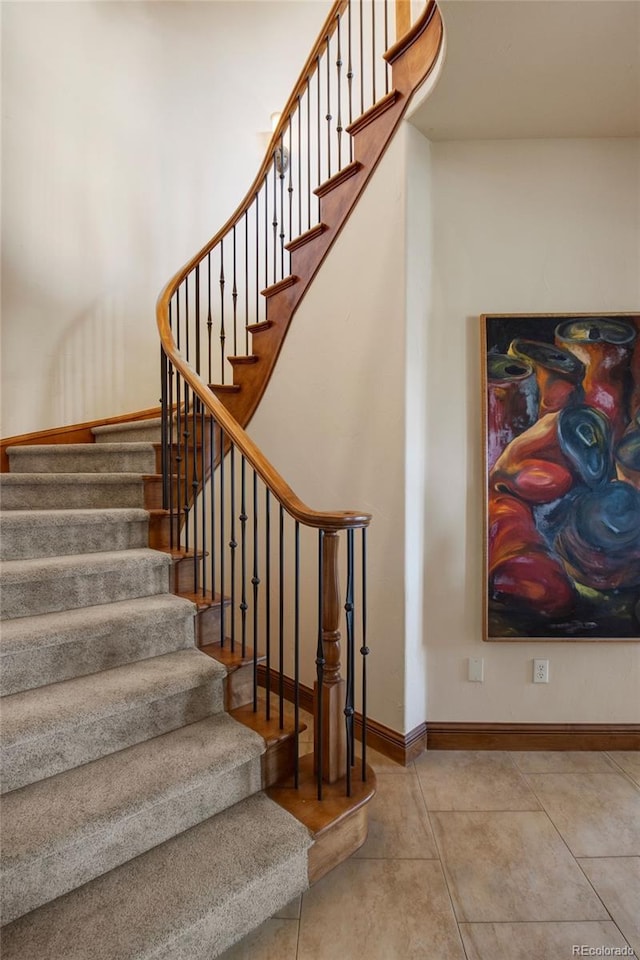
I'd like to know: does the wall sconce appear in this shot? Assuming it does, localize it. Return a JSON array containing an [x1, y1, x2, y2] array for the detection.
[[270, 111, 289, 176]]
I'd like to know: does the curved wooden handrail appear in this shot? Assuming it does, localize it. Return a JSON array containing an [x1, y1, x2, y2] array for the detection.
[[158, 309, 370, 531], [384, 0, 437, 64]]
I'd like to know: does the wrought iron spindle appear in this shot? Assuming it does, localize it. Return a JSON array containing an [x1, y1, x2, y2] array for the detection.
[[161, 350, 168, 511], [175, 370, 183, 552], [306, 76, 311, 230], [229, 446, 237, 651], [287, 118, 293, 248], [371, 0, 376, 104], [336, 12, 344, 170], [294, 521, 300, 788], [252, 469, 260, 710], [325, 34, 332, 179], [240, 455, 248, 659], [206, 253, 213, 384], [244, 210, 249, 353], [219, 425, 226, 647], [168, 349, 175, 549], [182, 382, 190, 553], [347, 0, 354, 162], [254, 192, 260, 332], [263, 173, 268, 292], [265, 489, 271, 720], [195, 265, 201, 375], [191, 392, 200, 592], [200, 401, 207, 598], [279, 131, 286, 278], [278, 504, 285, 729], [361, 527, 369, 780], [272, 154, 278, 284], [232, 226, 238, 357], [384, 0, 390, 93], [316, 56, 322, 216], [315, 529, 325, 800], [184, 277, 190, 363], [297, 96, 302, 239], [209, 415, 216, 615], [344, 529, 355, 796], [359, 0, 364, 115], [219, 240, 226, 384]]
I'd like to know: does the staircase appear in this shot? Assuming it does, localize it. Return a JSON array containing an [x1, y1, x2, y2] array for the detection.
[[0, 427, 313, 959], [1, 1, 445, 955]]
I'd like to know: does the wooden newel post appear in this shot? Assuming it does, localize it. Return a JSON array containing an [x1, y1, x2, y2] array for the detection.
[[314, 530, 346, 784]]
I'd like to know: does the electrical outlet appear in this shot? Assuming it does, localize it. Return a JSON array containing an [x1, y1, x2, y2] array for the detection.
[[533, 658, 549, 683], [468, 657, 484, 682]]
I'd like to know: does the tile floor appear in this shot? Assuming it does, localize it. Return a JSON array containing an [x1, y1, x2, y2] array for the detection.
[[221, 719, 640, 960]]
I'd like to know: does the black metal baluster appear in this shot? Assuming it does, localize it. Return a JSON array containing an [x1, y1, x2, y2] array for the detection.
[[175, 370, 183, 553], [161, 348, 168, 512], [316, 56, 321, 218], [210, 415, 216, 616], [219, 425, 226, 648], [263, 173, 268, 293], [294, 521, 300, 789], [287, 117, 293, 253], [361, 527, 368, 780], [279, 130, 286, 279], [297, 96, 302, 239], [325, 34, 332, 179], [232, 226, 238, 358], [272, 153, 278, 284], [167, 320, 175, 549], [384, 0, 390, 94], [254, 192, 260, 328], [336, 12, 344, 171], [200, 400, 207, 600], [278, 504, 285, 730], [252, 469, 260, 711], [347, 0, 354, 162], [207, 252, 213, 384], [315, 530, 325, 800], [344, 529, 355, 797], [195, 264, 201, 375], [240, 456, 248, 659], [245, 210, 249, 353], [182, 381, 190, 554], [359, 0, 364, 116], [191, 388, 200, 593], [229, 446, 237, 652], [306, 76, 311, 231], [265, 489, 271, 721], [185, 275, 190, 362], [219, 240, 226, 384], [371, 0, 376, 104]]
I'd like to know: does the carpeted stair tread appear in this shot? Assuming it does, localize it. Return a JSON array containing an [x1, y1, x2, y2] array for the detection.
[[1, 714, 266, 923], [0, 473, 145, 510], [1, 650, 226, 793], [0, 594, 196, 695], [6, 444, 157, 475], [92, 419, 163, 443], [1, 792, 312, 960], [0, 508, 149, 560], [0, 548, 171, 619]]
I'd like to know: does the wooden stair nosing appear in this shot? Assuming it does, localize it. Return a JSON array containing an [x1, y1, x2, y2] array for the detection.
[[313, 161, 363, 199], [228, 355, 259, 366], [260, 274, 299, 299], [345, 89, 401, 137], [284, 222, 328, 253]]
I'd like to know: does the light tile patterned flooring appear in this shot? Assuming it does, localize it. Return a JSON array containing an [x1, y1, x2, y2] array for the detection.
[[221, 717, 640, 960]]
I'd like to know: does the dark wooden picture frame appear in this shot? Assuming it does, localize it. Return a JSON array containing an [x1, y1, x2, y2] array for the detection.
[[482, 313, 640, 641]]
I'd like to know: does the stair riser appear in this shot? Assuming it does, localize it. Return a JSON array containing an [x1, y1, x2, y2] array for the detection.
[[0, 561, 170, 620], [0, 518, 149, 561], [1, 680, 224, 794], [0, 610, 195, 696], [0, 481, 144, 511], [1, 757, 262, 924], [7, 449, 157, 475]]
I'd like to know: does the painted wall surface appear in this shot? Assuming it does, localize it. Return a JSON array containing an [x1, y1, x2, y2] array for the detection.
[[1, 0, 329, 437], [250, 131, 412, 734], [425, 137, 640, 723]]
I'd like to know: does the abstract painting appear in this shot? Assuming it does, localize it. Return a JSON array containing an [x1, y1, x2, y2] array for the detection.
[[482, 313, 640, 640]]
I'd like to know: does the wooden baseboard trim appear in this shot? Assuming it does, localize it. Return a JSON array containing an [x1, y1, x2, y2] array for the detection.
[[256, 668, 639, 758], [426, 723, 640, 751], [257, 666, 425, 766]]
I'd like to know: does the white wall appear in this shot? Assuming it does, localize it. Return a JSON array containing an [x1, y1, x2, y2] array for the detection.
[[1, 0, 329, 437], [425, 137, 640, 723]]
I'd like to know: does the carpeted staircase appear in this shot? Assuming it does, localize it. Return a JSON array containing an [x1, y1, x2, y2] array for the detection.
[[0, 424, 312, 959]]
